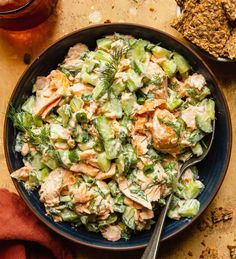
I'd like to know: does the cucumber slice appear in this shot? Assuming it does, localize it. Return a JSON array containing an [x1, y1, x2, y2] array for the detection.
[[95, 116, 115, 141], [97, 152, 111, 172], [191, 143, 203, 157], [178, 199, 200, 218], [152, 45, 172, 59], [173, 52, 191, 74], [111, 80, 126, 96], [104, 139, 121, 160], [161, 59, 177, 78], [22, 96, 35, 114], [96, 38, 112, 51], [121, 93, 137, 116], [126, 70, 143, 92], [196, 114, 213, 133], [103, 98, 123, 118]]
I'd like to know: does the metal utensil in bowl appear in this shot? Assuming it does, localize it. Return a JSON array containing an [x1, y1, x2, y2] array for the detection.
[[142, 120, 215, 259]]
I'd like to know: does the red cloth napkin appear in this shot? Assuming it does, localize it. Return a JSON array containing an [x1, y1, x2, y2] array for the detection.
[[0, 189, 73, 259]]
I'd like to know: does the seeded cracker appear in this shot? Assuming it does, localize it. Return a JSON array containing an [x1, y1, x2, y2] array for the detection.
[[183, 0, 231, 57], [211, 207, 233, 223], [222, 0, 236, 22], [172, 0, 198, 33], [228, 245, 236, 259], [199, 247, 219, 259], [224, 28, 236, 59]]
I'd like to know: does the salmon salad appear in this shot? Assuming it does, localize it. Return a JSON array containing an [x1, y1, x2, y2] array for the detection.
[[9, 34, 215, 241]]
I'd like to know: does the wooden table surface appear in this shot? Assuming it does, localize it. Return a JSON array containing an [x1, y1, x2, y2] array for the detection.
[[0, 0, 236, 258]]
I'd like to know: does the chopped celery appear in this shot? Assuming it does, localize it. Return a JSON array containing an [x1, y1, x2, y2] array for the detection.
[[69, 149, 80, 163], [152, 45, 172, 59], [57, 104, 71, 127], [103, 98, 123, 118], [191, 143, 203, 157], [167, 89, 183, 111], [61, 209, 79, 222], [97, 152, 111, 172], [80, 72, 97, 86], [70, 96, 83, 113], [43, 158, 58, 170], [173, 52, 191, 74], [178, 199, 200, 217], [187, 130, 205, 145], [113, 194, 125, 213], [126, 70, 143, 92], [108, 180, 119, 196], [121, 93, 137, 116], [161, 59, 177, 78], [38, 167, 49, 183], [22, 96, 35, 114], [122, 206, 135, 230], [132, 59, 144, 75], [104, 139, 121, 160], [95, 116, 115, 141], [31, 153, 44, 170], [196, 115, 212, 133], [111, 80, 126, 96], [98, 214, 117, 228], [97, 38, 112, 51], [58, 150, 72, 168], [93, 50, 111, 62]]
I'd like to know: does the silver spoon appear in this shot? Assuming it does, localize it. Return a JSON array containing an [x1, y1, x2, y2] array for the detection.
[[141, 120, 215, 259]]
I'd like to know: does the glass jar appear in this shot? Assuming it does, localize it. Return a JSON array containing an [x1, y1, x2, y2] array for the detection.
[[0, 0, 58, 31]]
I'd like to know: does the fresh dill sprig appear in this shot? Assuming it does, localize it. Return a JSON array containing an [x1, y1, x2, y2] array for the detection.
[[93, 45, 130, 100]]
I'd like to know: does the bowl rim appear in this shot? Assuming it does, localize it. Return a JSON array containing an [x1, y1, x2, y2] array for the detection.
[[3, 22, 232, 250]]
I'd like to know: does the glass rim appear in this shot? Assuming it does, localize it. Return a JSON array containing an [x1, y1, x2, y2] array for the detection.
[[0, 0, 34, 15]]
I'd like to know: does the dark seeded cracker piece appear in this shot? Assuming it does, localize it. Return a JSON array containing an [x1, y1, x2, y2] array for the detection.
[[211, 207, 233, 223], [222, 0, 236, 22], [172, 0, 199, 33], [182, 0, 231, 58], [224, 28, 236, 59], [199, 247, 219, 259], [228, 245, 236, 259]]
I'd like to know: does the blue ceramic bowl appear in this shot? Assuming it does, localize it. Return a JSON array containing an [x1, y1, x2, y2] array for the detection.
[[4, 23, 232, 250]]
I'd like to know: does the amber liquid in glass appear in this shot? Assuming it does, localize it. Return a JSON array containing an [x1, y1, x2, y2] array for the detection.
[[0, 0, 58, 30]]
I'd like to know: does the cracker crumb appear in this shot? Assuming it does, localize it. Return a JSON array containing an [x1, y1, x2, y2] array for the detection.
[[211, 207, 233, 223], [198, 217, 213, 231], [200, 247, 219, 259], [228, 245, 236, 259], [104, 19, 111, 23], [201, 240, 206, 247], [149, 7, 155, 12], [188, 250, 193, 256]]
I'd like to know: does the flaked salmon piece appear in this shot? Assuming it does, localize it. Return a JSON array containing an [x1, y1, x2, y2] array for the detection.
[[139, 208, 154, 221], [145, 185, 161, 202], [146, 61, 165, 78], [124, 197, 143, 209], [79, 149, 97, 161], [54, 142, 69, 150], [170, 77, 188, 98], [96, 164, 116, 180], [86, 158, 99, 168], [133, 116, 147, 135], [152, 108, 180, 153], [65, 43, 88, 65], [132, 134, 149, 155], [181, 168, 194, 182], [84, 101, 99, 120], [118, 58, 131, 72], [136, 170, 153, 190], [136, 99, 166, 115], [117, 177, 152, 210], [11, 166, 32, 181], [71, 82, 93, 97], [181, 105, 205, 129], [33, 70, 70, 117], [40, 98, 61, 119], [21, 143, 30, 156], [73, 182, 93, 204], [101, 225, 121, 242], [185, 73, 206, 91], [75, 202, 91, 215], [39, 168, 76, 206], [70, 162, 99, 177]]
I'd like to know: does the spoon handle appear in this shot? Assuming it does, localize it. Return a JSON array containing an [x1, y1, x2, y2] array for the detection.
[[141, 194, 173, 259]]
